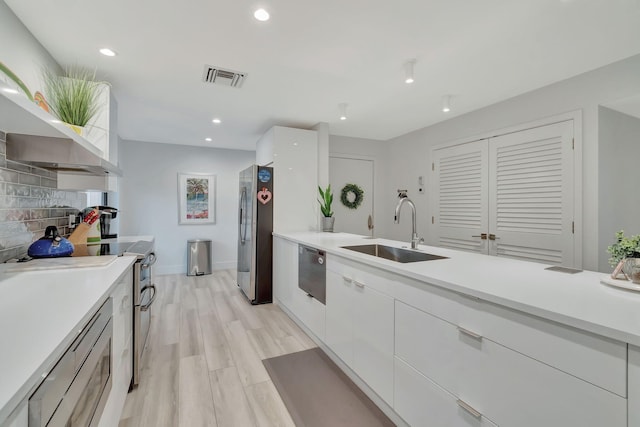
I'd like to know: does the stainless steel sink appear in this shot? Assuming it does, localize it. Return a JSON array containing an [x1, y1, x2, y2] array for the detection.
[[341, 244, 448, 263]]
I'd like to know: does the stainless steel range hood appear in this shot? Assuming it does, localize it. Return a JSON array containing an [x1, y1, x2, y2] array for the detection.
[[6, 133, 122, 176]]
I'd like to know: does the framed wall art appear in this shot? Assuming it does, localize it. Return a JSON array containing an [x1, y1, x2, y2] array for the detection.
[[178, 173, 216, 224]]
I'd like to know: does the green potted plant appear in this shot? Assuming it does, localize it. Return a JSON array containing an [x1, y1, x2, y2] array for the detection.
[[318, 184, 335, 232], [607, 230, 640, 281], [41, 66, 106, 134]]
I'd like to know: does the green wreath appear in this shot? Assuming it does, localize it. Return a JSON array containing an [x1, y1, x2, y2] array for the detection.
[[340, 183, 364, 209]]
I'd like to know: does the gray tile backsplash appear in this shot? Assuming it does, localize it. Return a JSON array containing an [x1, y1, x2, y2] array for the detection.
[[0, 130, 85, 262]]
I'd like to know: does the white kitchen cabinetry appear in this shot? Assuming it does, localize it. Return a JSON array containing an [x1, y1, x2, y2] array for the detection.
[[290, 285, 326, 341], [325, 256, 394, 405], [98, 267, 133, 427], [256, 126, 318, 233], [273, 236, 325, 341], [394, 357, 498, 427], [274, 234, 632, 426], [325, 269, 353, 364], [273, 235, 298, 310], [394, 299, 626, 427]]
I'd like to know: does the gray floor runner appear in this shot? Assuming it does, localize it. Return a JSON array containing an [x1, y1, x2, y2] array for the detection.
[[263, 347, 396, 427]]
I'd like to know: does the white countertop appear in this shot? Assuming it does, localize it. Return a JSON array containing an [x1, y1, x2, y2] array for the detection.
[[275, 231, 640, 347], [0, 255, 136, 424]]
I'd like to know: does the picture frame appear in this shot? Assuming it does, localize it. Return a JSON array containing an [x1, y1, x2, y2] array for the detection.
[[178, 173, 216, 224]]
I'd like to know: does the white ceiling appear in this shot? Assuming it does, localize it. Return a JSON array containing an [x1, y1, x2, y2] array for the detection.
[[5, 0, 640, 151]]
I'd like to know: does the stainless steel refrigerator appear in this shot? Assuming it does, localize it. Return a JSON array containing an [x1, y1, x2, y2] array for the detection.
[[237, 165, 274, 304]]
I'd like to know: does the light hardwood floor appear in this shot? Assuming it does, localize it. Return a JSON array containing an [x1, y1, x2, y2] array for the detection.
[[119, 270, 317, 427]]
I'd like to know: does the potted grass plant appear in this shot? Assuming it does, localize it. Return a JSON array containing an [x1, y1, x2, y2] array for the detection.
[[41, 66, 106, 135], [318, 185, 335, 232]]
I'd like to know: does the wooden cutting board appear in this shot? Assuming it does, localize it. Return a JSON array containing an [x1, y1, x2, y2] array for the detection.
[[6, 255, 118, 272]]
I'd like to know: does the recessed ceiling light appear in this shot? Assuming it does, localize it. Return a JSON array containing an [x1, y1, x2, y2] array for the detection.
[[99, 48, 117, 57], [339, 103, 348, 121], [254, 8, 270, 21], [212, 118, 221, 124], [442, 95, 451, 113], [2, 88, 19, 94], [404, 59, 416, 84], [205, 137, 212, 142]]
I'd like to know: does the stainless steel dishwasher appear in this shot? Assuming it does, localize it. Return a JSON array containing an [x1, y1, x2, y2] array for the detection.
[[298, 244, 326, 304]]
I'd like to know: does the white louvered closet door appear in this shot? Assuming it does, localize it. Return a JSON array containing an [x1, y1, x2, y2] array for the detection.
[[488, 121, 574, 266], [433, 140, 489, 253]]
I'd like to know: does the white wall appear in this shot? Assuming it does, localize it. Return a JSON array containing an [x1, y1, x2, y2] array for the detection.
[[598, 107, 640, 272], [381, 54, 640, 271], [119, 139, 254, 275], [0, 1, 61, 92], [329, 135, 389, 238]]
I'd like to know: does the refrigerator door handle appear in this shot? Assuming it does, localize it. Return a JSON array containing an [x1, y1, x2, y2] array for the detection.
[[240, 187, 247, 244]]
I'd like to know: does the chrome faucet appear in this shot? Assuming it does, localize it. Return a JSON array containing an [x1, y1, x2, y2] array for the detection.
[[394, 192, 422, 249]]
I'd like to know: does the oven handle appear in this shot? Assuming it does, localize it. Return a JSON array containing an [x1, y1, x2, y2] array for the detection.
[[141, 252, 156, 269], [140, 284, 157, 311]]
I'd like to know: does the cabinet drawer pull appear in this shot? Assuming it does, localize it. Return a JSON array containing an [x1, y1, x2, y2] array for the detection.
[[457, 326, 482, 340], [354, 281, 365, 288], [456, 399, 482, 419], [342, 276, 353, 284]]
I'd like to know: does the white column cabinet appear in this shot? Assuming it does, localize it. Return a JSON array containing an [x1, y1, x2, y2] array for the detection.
[[325, 256, 394, 405], [256, 126, 318, 233]]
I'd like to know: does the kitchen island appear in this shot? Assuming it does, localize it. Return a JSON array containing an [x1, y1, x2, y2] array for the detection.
[[0, 255, 136, 426], [273, 231, 640, 427]]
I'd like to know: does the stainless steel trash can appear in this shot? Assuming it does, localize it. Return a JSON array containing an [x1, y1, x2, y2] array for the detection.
[[187, 239, 212, 276]]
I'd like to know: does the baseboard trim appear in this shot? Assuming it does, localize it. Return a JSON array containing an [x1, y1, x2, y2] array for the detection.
[[155, 261, 237, 276]]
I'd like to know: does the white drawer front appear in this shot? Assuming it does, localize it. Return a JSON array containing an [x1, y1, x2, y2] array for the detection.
[[352, 284, 394, 405], [326, 255, 395, 297], [395, 278, 627, 396], [325, 269, 354, 365], [395, 301, 627, 427], [394, 357, 498, 427], [292, 287, 325, 341]]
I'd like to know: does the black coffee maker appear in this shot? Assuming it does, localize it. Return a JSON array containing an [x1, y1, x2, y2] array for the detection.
[[81, 206, 118, 239]]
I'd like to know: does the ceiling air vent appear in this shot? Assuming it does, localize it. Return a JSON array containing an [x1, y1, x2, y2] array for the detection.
[[202, 65, 247, 88]]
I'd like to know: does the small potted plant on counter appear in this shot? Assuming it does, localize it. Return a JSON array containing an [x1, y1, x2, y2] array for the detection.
[[607, 230, 640, 282], [318, 184, 335, 232]]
